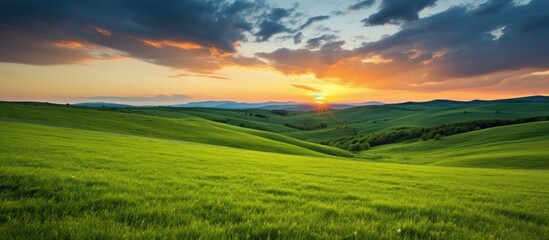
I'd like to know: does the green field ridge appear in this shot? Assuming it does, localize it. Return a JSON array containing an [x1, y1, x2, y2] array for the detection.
[[364, 121, 549, 169], [321, 116, 549, 151], [0, 102, 350, 157]]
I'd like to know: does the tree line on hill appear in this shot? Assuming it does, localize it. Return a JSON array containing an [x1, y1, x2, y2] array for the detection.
[[244, 112, 268, 119], [284, 122, 328, 131], [320, 116, 549, 152]]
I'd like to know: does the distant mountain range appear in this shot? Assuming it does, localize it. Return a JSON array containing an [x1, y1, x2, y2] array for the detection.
[[174, 101, 384, 111], [173, 101, 296, 109], [73, 95, 548, 111], [73, 102, 133, 108], [75, 100, 384, 111]]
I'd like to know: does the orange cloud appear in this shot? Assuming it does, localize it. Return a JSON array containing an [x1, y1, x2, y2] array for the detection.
[[530, 70, 549, 76], [134, 37, 265, 74], [164, 40, 202, 50], [50, 40, 126, 63], [52, 41, 84, 49], [140, 39, 203, 50], [95, 27, 112, 36], [257, 46, 453, 90], [361, 55, 392, 64], [139, 38, 236, 58], [140, 39, 164, 48], [210, 47, 233, 58]]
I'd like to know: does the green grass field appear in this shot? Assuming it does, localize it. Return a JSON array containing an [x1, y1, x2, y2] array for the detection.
[[363, 121, 549, 169], [109, 101, 549, 143], [1, 102, 549, 239], [0, 103, 349, 157]]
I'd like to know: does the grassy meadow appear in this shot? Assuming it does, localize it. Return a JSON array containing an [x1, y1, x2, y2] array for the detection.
[[363, 121, 549, 169], [1, 101, 549, 239], [129, 100, 549, 142]]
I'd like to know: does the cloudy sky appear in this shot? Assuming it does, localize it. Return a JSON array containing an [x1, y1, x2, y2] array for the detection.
[[0, 0, 547, 104]]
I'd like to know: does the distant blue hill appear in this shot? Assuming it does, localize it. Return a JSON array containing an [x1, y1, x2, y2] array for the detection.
[[73, 102, 133, 108], [174, 101, 296, 109], [175, 101, 384, 111]]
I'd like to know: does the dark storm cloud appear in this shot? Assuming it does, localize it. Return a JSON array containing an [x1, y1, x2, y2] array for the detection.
[[348, 0, 376, 11], [255, 20, 291, 42], [258, 0, 549, 90], [299, 15, 330, 30], [267, 7, 292, 21], [256, 41, 351, 75], [0, 0, 266, 71], [306, 34, 338, 49], [253, 6, 330, 42], [362, 0, 437, 26], [254, 7, 294, 42], [358, 0, 549, 78]]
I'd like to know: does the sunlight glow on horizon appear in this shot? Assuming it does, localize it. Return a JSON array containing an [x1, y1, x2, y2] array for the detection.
[[0, 60, 546, 105]]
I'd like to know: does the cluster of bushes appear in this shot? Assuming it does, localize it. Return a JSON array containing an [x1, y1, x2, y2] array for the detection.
[[271, 110, 289, 116], [320, 138, 371, 152], [321, 116, 549, 151], [245, 112, 268, 119], [284, 122, 328, 130]]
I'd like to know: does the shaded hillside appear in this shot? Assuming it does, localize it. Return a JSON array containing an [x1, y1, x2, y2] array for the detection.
[[363, 121, 549, 169]]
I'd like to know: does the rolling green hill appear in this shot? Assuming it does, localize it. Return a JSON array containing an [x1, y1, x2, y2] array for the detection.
[[129, 107, 300, 133], [363, 121, 549, 169], [0, 102, 350, 157], [1, 120, 548, 239], [3, 101, 547, 168], [114, 101, 549, 143], [285, 101, 549, 142]]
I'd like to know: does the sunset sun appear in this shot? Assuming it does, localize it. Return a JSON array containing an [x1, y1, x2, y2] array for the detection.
[[313, 92, 326, 104]]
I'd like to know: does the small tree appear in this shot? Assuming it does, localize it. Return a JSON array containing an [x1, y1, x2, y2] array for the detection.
[[434, 134, 442, 140], [347, 143, 361, 152]]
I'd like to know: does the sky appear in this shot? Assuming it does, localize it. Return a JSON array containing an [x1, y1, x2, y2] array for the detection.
[[0, 0, 548, 105]]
